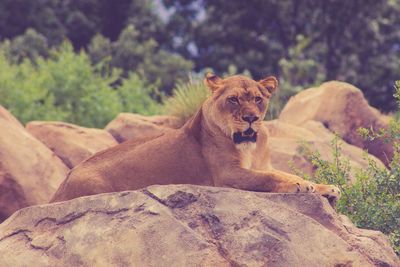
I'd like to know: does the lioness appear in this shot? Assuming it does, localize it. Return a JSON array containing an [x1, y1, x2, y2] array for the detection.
[[51, 74, 340, 203]]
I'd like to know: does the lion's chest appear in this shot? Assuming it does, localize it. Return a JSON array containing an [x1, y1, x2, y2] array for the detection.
[[237, 143, 257, 169]]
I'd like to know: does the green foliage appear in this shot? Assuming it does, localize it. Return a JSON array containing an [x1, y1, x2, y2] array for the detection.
[[0, 41, 160, 128], [1, 0, 399, 111], [87, 34, 112, 66], [296, 84, 400, 255], [137, 49, 193, 95], [268, 35, 325, 119], [300, 138, 399, 256], [111, 25, 157, 73], [117, 73, 161, 115], [395, 81, 400, 107], [164, 0, 400, 112], [0, 49, 65, 122], [88, 25, 193, 94], [296, 136, 351, 189], [36, 43, 122, 128], [163, 78, 209, 120], [2, 28, 49, 64], [0, 1, 191, 94], [0, 0, 161, 48]]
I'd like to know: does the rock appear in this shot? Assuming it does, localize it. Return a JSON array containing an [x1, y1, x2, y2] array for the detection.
[[0, 107, 69, 221], [279, 81, 393, 165], [26, 121, 118, 168], [0, 106, 24, 129], [0, 185, 398, 266], [105, 113, 184, 143], [266, 120, 385, 178]]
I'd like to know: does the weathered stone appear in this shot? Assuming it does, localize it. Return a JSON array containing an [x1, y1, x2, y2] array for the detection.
[[266, 120, 385, 179], [0, 107, 69, 221], [279, 81, 393, 165], [105, 113, 184, 143], [26, 121, 118, 168], [0, 185, 397, 266]]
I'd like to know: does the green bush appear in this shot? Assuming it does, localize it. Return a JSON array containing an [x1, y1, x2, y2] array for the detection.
[[117, 73, 161, 115], [163, 78, 209, 121], [296, 81, 400, 255], [0, 41, 160, 128]]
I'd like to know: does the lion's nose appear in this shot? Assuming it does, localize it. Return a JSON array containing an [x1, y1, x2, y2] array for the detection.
[[242, 115, 259, 123]]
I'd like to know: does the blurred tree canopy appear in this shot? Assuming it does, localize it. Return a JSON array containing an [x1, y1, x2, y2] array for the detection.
[[0, 0, 192, 93], [87, 24, 193, 94], [163, 0, 400, 111], [0, 0, 399, 111], [0, 0, 163, 47]]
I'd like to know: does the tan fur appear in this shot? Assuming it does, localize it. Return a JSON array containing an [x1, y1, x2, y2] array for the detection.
[[50, 74, 340, 203]]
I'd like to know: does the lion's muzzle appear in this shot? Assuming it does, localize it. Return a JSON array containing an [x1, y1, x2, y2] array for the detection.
[[233, 127, 257, 144]]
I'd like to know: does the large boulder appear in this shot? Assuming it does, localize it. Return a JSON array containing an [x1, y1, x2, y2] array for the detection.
[[0, 185, 398, 266], [0, 106, 24, 128], [105, 113, 184, 143], [0, 107, 69, 221], [266, 120, 385, 179], [26, 121, 118, 168], [279, 81, 393, 165]]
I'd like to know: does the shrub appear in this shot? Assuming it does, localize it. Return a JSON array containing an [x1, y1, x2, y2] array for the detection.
[[117, 73, 161, 115], [0, 41, 160, 128], [0, 47, 66, 123], [35, 42, 122, 128], [296, 81, 400, 255], [163, 78, 209, 121]]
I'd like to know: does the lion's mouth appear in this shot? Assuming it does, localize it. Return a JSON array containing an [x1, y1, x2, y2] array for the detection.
[[233, 128, 257, 144]]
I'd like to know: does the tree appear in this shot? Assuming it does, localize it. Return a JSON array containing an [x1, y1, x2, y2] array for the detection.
[[0, 0, 64, 46], [88, 25, 193, 94], [3, 28, 49, 63], [0, 0, 164, 49], [163, 0, 400, 111]]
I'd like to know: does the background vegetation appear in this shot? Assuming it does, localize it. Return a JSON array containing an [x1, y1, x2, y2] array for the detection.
[[0, 41, 161, 127], [0, 0, 399, 124]]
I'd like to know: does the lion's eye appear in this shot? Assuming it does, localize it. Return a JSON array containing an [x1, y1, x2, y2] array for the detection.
[[255, 96, 263, 103], [228, 96, 239, 104]]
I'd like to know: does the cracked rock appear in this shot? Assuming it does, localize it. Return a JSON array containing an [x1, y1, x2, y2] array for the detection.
[[0, 185, 398, 267]]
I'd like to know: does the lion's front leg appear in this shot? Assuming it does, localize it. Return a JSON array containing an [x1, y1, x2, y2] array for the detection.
[[215, 168, 318, 194], [216, 168, 341, 203], [271, 169, 341, 202]]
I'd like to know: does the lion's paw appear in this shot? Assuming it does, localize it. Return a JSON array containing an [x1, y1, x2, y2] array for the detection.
[[276, 180, 321, 194], [314, 184, 341, 204], [294, 181, 316, 193]]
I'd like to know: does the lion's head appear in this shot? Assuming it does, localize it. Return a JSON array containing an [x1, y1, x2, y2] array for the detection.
[[202, 74, 278, 146]]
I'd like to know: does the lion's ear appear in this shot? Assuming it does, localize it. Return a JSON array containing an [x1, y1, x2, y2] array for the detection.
[[259, 76, 278, 94], [204, 73, 223, 92]]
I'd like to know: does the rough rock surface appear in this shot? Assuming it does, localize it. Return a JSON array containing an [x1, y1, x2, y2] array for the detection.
[[105, 113, 184, 143], [26, 121, 118, 168], [0, 107, 69, 221], [279, 81, 393, 165], [0, 185, 398, 267], [266, 120, 385, 178]]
